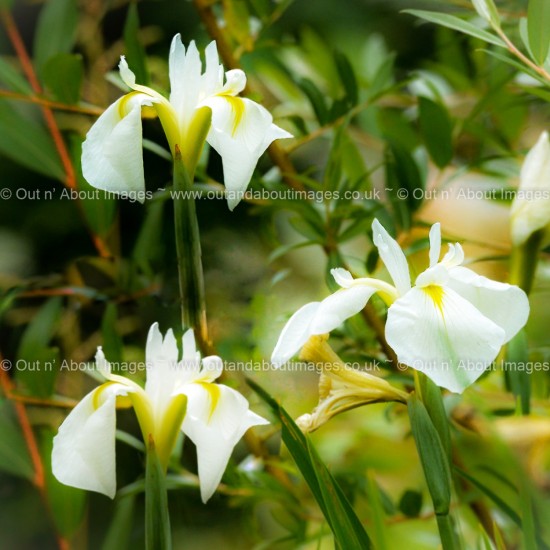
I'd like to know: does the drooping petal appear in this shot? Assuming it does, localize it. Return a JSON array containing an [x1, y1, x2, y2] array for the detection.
[[429, 223, 441, 267], [202, 96, 292, 210], [511, 131, 550, 245], [82, 93, 154, 198], [52, 383, 130, 498], [447, 266, 530, 342], [331, 268, 355, 288], [181, 383, 268, 503], [271, 302, 321, 367], [385, 285, 506, 393], [371, 219, 411, 295], [310, 285, 377, 334]]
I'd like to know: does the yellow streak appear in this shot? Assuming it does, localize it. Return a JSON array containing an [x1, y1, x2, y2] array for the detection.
[[424, 285, 445, 315], [198, 382, 221, 422], [221, 95, 245, 136]]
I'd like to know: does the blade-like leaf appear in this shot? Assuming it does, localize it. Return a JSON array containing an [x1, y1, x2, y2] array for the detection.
[[123, 3, 149, 85], [403, 10, 505, 48], [248, 379, 372, 550], [527, 0, 550, 65], [418, 96, 453, 168], [43, 53, 83, 104]]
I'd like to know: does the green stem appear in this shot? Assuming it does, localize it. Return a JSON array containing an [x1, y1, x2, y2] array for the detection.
[[436, 514, 460, 550], [145, 436, 172, 550], [510, 229, 544, 294], [173, 147, 209, 352]]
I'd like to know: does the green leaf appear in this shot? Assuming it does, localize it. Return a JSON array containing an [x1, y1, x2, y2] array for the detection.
[[16, 297, 63, 397], [123, 3, 149, 85], [528, 0, 550, 65], [43, 53, 83, 104], [0, 101, 65, 180], [34, 0, 79, 75], [248, 379, 372, 550], [505, 329, 530, 414], [40, 428, 87, 536], [102, 495, 137, 550], [418, 96, 453, 168], [472, 0, 500, 28], [145, 439, 172, 550], [403, 10, 505, 48], [408, 395, 451, 516], [298, 78, 329, 125], [132, 200, 166, 275], [0, 56, 32, 93], [0, 398, 35, 480], [334, 50, 358, 106]]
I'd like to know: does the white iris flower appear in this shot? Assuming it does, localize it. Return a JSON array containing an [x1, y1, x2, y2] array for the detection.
[[52, 323, 268, 503], [82, 35, 292, 209], [272, 219, 529, 393]]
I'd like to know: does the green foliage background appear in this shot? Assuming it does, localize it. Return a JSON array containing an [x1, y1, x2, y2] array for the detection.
[[1, 0, 550, 548]]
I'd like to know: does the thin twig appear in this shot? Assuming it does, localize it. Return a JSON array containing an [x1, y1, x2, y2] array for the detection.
[[0, 89, 103, 115]]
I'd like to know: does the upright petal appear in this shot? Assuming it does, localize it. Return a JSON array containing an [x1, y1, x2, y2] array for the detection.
[[310, 285, 377, 334], [429, 223, 441, 267], [371, 219, 411, 295], [385, 286, 506, 393], [52, 383, 130, 498], [271, 302, 321, 367], [82, 93, 153, 198], [202, 96, 292, 210], [447, 266, 530, 342], [511, 131, 550, 245], [202, 41, 223, 96], [181, 383, 268, 502]]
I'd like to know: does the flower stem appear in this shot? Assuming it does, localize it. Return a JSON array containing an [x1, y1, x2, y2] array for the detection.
[[510, 229, 544, 294], [172, 147, 209, 352], [145, 436, 172, 550]]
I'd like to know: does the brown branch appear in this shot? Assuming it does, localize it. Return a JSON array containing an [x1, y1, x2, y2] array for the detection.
[[0, 89, 103, 115], [192, 0, 304, 192], [0, 9, 77, 190]]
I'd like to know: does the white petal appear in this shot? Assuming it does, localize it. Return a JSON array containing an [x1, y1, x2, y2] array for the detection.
[[441, 243, 464, 267], [82, 94, 152, 198], [511, 131, 550, 245], [310, 285, 377, 334], [385, 286, 506, 393], [271, 302, 321, 367], [221, 69, 246, 95], [447, 266, 530, 342], [145, 323, 181, 412], [429, 223, 441, 267], [371, 219, 411, 295], [202, 41, 223, 96], [52, 383, 130, 498], [331, 268, 354, 288], [203, 96, 292, 210], [181, 383, 268, 502], [199, 355, 224, 383]]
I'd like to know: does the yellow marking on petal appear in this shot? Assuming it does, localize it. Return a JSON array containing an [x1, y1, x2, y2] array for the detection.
[[198, 382, 221, 422], [424, 284, 445, 315], [92, 382, 117, 410], [220, 95, 245, 136]]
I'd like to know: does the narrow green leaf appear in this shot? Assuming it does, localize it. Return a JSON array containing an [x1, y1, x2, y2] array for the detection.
[[0, 56, 32, 93], [408, 395, 451, 515], [101, 303, 124, 365], [334, 50, 358, 106], [145, 439, 172, 550], [505, 329, 530, 414], [248, 379, 372, 550], [418, 96, 453, 168], [132, 200, 166, 275], [34, 0, 79, 75], [102, 495, 137, 550], [366, 473, 389, 550], [454, 467, 521, 526], [403, 10, 505, 47], [519, 477, 537, 550], [40, 429, 87, 536], [298, 78, 329, 125], [472, 0, 501, 28], [0, 398, 35, 480], [123, 3, 149, 85], [16, 297, 63, 397], [527, 0, 550, 65], [0, 101, 64, 180], [43, 53, 83, 104]]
